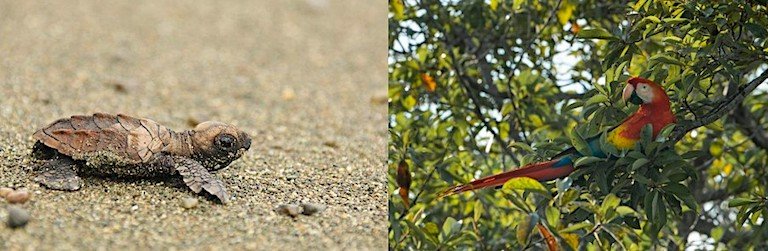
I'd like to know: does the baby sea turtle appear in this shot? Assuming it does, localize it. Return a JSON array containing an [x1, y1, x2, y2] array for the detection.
[[31, 113, 251, 203]]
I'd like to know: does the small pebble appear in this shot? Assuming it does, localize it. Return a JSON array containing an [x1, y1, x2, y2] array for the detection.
[[0, 187, 12, 198], [275, 204, 303, 218], [112, 83, 127, 93], [7, 206, 30, 228], [181, 197, 199, 209], [300, 203, 327, 216], [370, 95, 388, 104], [282, 88, 296, 100], [186, 117, 201, 127], [322, 141, 338, 148], [6, 190, 30, 204]]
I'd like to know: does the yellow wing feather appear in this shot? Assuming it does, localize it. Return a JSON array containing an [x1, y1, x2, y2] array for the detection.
[[606, 124, 638, 150]]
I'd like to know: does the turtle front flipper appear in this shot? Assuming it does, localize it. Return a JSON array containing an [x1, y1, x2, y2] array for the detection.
[[34, 157, 83, 191], [173, 157, 230, 204]]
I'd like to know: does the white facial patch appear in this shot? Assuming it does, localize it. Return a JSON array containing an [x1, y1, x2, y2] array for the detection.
[[635, 83, 654, 103]]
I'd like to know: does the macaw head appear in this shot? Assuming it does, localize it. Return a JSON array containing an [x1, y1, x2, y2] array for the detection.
[[622, 77, 669, 106]]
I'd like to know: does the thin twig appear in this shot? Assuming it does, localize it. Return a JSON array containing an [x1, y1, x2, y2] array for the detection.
[[668, 68, 768, 143]]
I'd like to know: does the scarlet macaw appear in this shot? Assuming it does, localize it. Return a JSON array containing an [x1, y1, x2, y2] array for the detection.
[[440, 77, 675, 197]]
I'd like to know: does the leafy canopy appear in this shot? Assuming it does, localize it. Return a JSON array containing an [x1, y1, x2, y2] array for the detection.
[[389, 0, 768, 250]]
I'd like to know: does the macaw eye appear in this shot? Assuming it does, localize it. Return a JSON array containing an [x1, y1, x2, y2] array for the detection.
[[215, 134, 237, 150]]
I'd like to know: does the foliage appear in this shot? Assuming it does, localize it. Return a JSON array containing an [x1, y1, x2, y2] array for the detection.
[[389, 0, 768, 249]]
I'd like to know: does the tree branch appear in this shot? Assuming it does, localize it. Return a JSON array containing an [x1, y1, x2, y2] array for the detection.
[[690, 217, 742, 244], [668, 69, 768, 143], [671, 69, 768, 248], [731, 104, 768, 150]]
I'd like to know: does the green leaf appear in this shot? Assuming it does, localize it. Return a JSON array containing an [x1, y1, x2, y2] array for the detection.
[[665, 183, 698, 212], [656, 124, 676, 141], [729, 198, 759, 207], [574, 156, 603, 167], [746, 23, 768, 37], [569, 130, 590, 156], [600, 193, 621, 220], [595, 170, 609, 193], [624, 216, 641, 229], [616, 206, 637, 216], [602, 43, 626, 69], [402, 95, 417, 110], [546, 206, 561, 227], [738, 205, 762, 227], [586, 94, 610, 106], [634, 173, 653, 186], [644, 191, 657, 220], [642, 22, 658, 39], [751, 210, 762, 225], [662, 183, 690, 197], [441, 217, 461, 240], [512, 0, 523, 10], [557, 177, 573, 193], [652, 192, 667, 226], [559, 189, 579, 207], [509, 194, 533, 212], [662, 18, 689, 24], [502, 177, 550, 196], [643, 16, 661, 24], [709, 141, 723, 157], [577, 28, 615, 40], [424, 222, 439, 237], [562, 100, 584, 113], [406, 219, 435, 245], [681, 150, 706, 159], [650, 54, 685, 66], [391, 0, 404, 20], [516, 213, 538, 245], [473, 200, 484, 221], [632, 0, 648, 11], [601, 193, 621, 212], [556, 0, 575, 25], [509, 141, 534, 153], [632, 158, 650, 170], [640, 124, 654, 148], [560, 222, 593, 233], [417, 45, 428, 63], [668, 173, 688, 182], [711, 227, 724, 241], [662, 36, 682, 44], [575, 201, 600, 214]]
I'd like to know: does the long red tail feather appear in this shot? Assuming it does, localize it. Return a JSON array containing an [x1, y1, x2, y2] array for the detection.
[[439, 158, 574, 197]]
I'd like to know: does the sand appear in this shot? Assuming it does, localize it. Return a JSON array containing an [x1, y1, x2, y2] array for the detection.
[[0, 1, 386, 249]]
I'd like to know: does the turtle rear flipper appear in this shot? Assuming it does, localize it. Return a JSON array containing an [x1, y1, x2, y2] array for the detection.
[[34, 157, 82, 191], [173, 156, 230, 204]]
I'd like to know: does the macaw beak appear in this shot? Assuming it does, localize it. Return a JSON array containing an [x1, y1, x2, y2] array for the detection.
[[622, 83, 644, 105]]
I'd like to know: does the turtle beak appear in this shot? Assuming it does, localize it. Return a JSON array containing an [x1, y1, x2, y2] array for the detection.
[[622, 83, 644, 105]]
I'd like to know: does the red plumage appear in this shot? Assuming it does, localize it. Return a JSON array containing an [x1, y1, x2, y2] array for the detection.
[[439, 159, 574, 197], [439, 77, 675, 197]]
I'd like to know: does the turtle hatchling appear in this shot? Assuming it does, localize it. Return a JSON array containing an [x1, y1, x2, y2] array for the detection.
[[31, 113, 251, 203]]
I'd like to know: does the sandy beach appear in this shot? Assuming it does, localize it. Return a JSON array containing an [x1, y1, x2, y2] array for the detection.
[[0, 1, 386, 249]]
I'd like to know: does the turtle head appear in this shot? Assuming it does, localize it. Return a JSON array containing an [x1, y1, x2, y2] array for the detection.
[[189, 121, 251, 171]]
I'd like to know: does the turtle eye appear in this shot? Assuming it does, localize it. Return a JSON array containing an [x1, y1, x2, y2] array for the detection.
[[215, 134, 237, 150]]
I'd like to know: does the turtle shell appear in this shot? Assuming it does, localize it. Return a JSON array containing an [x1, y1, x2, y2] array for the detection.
[[33, 113, 173, 163]]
